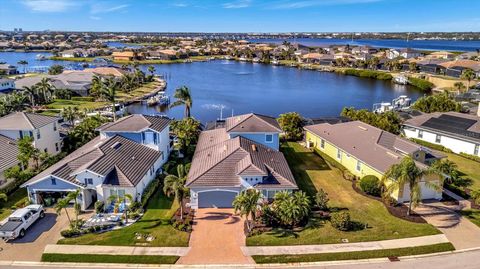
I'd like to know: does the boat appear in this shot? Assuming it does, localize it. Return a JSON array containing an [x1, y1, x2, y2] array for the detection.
[[373, 95, 412, 113], [393, 75, 409, 85], [271, 59, 280, 65], [87, 104, 125, 118], [146, 92, 170, 106], [372, 102, 392, 113], [35, 54, 47, 61], [238, 57, 248, 61], [3, 48, 14, 52]]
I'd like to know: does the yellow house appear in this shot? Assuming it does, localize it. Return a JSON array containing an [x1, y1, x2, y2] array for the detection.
[[304, 121, 444, 203]]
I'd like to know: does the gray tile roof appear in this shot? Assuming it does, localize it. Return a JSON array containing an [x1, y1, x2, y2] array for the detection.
[[97, 114, 171, 133], [186, 127, 296, 189], [0, 112, 60, 130], [225, 113, 282, 133], [0, 135, 18, 173], [304, 121, 432, 174], [23, 135, 161, 188]]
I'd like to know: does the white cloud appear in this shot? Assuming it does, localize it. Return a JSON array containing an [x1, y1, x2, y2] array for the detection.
[[90, 3, 129, 14], [223, 0, 252, 9], [172, 3, 189, 7], [21, 0, 78, 12], [269, 0, 382, 9]]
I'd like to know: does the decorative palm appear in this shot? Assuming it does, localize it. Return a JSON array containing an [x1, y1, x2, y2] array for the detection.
[[432, 159, 459, 184], [108, 193, 133, 223], [148, 65, 156, 76], [66, 189, 82, 224], [382, 156, 442, 215], [170, 86, 193, 118], [460, 69, 476, 91], [55, 197, 72, 226], [453, 82, 466, 93], [164, 164, 189, 219], [233, 189, 262, 231], [22, 85, 37, 107], [101, 76, 119, 121], [273, 190, 310, 228], [62, 106, 80, 127]]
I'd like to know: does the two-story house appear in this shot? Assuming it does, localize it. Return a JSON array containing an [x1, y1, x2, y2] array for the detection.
[[305, 121, 444, 203], [21, 114, 171, 210], [0, 112, 62, 155], [186, 113, 298, 209]]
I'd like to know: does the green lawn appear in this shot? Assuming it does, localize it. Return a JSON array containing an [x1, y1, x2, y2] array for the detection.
[[445, 152, 480, 190], [253, 243, 454, 264], [46, 99, 108, 111], [41, 254, 178, 264], [246, 142, 439, 246], [0, 188, 28, 221], [58, 189, 190, 247], [115, 81, 159, 102], [460, 210, 480, 228]]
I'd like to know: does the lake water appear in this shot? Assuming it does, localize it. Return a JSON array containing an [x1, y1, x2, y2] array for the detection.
[[248, 38, 480, 52], [0, 52, 423, 123]]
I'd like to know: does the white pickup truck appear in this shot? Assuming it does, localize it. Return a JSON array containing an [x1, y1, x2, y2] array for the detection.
[[0, 204, 45, 241]]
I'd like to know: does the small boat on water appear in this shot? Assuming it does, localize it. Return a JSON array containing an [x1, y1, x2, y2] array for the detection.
[[147, 92, 170, 106], [87, 104, 125, 118], [271, 59, 280, 65], [373, 95, 412, 113], [3, 48, 14, 52], [238, 57, 248, 61], [35, 54, 47, 61], [393, 75, 409, 85]]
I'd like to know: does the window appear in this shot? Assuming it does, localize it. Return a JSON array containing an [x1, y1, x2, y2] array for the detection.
[[418, 130, 423, 139], [36, 130, 41, 140], [53, 122, 57, 131], [320, 139, 325, 149], [435, 134, 441, 143], [337, 149, 342, 160], [51, 178, 56, 185], [55, 143, 59, 152], [84, 178, 93, 185], [265, 134, 273, 143], [475, 144, 479, 156], [154, 133, 158, 144], [356, 161, 362, 172]]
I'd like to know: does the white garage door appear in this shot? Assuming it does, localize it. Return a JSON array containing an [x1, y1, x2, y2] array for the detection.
[[198, 191, 237, 208]]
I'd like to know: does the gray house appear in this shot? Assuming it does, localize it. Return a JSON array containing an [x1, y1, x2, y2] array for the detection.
[[186, 113, 297, 209]]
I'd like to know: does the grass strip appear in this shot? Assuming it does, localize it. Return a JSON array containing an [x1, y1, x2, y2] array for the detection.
[[253, 242, 454, 264], [41, 254, 179, 264]]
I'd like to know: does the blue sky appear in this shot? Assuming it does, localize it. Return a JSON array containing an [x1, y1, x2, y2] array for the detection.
[[1, 0, 479, 32]]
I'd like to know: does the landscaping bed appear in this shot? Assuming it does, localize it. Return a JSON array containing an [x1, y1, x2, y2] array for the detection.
[[253, 242, 455, 264], [41, 253, 179, 264], [246, 142, 439, 246]]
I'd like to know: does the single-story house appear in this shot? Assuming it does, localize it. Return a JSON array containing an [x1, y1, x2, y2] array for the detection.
[[403, 111, 480, 157], [438, 60, 480, 78], [186, 113, 298, 209], [305, 121, 444, 203]]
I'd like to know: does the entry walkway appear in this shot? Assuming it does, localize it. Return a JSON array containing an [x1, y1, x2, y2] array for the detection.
[[242, 234, 449, 255], [43, 244, 190, 256], [176, 208, 254, 265]]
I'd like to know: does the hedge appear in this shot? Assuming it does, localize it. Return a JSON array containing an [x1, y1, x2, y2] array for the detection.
[[408, 77, 435, 92], [141, 177, 161, 208], [359, 175, 381, 197], [71, 96, 95, 102], [409, 138, 453, 153], [459, 152, 480, 163], [342, 69, 393, 80]]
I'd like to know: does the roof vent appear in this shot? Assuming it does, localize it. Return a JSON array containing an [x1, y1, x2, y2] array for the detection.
[[358, 126, 368, 131], [251, 144, 257, 151], [111, 142, 122, 150], [223, 145, 228, 152], [131, 156, 136, 160]]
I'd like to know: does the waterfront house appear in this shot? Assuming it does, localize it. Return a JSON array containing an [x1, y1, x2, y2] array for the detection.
[[0, 78, 14, 92], [426, 51, 456, 60], [438, 60, 480, 78], [186, 113, 298, 209], [0, 112, 62, 155], [304, 121, 444, 202], [21, 114, 171, 210], [302, 53, 323, 64], [415, 59, 447, 75], [403, 111, 480, 157], [112, 51, 138, 61], [387, 48, 423, 59], [0, 64, 18, 75], [0, 135, 19, 184]]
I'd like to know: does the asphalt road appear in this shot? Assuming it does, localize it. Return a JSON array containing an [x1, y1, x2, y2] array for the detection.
[[1, 248, 479, 269]]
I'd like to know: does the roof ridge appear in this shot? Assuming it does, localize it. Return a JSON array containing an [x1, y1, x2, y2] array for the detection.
[[21, 112, 35, 129], [226, 113, 254, 131], [252, 114, 282, 131]]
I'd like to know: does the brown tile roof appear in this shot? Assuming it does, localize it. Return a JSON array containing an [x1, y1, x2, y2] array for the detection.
[[97, 114, 171, 133], [0, 112, 60, 130], [225, 113, 282, 133], [439, 60, 480, 71], [0, 135, 18, 173], [304, 121, 430, 174], [186, 128, 296, 189], [23, 135, 161, 188]]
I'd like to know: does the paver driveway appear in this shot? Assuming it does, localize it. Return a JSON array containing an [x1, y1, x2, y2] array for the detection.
[[176, 208, 254, 264]]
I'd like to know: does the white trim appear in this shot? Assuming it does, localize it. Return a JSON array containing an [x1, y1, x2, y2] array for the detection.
[[23, 174, 85, 189], [404, 124, 480, 145], [197, 189, 240, 194], [30, 188, 77, 192]]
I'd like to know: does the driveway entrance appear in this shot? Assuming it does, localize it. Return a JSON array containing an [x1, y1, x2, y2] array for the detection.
[[176, 208, 254, 264]]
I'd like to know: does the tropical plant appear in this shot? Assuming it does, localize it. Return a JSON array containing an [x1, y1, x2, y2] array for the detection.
[[277, 112, 304, 141], [36, 77, 56, 103], [22, 85, 38, 108], [65, 189, 82, 225], [17, 136, 35, 169], [100, 76, 119, 121], [48, 64, 64, 75], [164, 164, 189, 219], [233, 189, 261, 231], [408, 61, 418, 72], [382, 156, 442, 215], [314, 189, 329, 210], [272, 190, 310, 228], [0, 193, 7, 203], [170, 86, 193, 118], [62, 106, 80, 127], [170, 117, 201, 155], [148, 65, 156, 76], [55, 197, 72, 226], [62, 115, 108, 153], [330, 211, 352, 231], [432, 159, 459, 184], [108, 193, 134, 223], [460, 68, 476, 90], [341, 107, 402, 134], [453, 82, 466, 93], [411, 91, 462, 113]]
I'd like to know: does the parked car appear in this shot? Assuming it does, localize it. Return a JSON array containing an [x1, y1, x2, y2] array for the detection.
[[0, 204, 45, 241]]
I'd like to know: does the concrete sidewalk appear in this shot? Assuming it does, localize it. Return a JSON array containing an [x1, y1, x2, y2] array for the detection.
[[43, 244, 190, 256], [242, 234, 449, 255]]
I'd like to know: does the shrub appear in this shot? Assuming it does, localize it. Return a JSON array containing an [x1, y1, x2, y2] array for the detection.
[[315, 189, 329, 210], [94, 201, 104, 213], [141, 178, 161, 208], [14, 197, 30, 208], [61, 229, 81, 238], [330, 211, 352, 231], [409, 138, 453, 153], [408, 77, 434, 91], [71, 96, 95, 102], [459, 152, 480, 163], [343, 170, 355, 181], [412, 91, 462, 113], [343, 69, 392, 80], [359, 175, 381, 196]]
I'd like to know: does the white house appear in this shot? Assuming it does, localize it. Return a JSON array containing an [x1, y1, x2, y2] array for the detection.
[[0, 112, 62, 155], [0, 78, 14, 92], [186, 113, 298, 209], [403, 111, 480, 157], [0, 135, 18, 184], [21, 114, 171, 210], [387, 48, 423, 59]]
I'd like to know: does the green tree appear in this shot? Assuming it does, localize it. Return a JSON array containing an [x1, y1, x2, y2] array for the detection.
[[453, 82, 466, 93], [170, 86, 193, 118], [382, 156, 442, 215], [65, 189, 82, 225], [36, 77, 55, 103], [460, 68, 476, 90], [411, 91, 462, 113], [164, 164, 189, 220], [408, 62, 418, 72], [432, 159, 459, 185], [22, 85, 38, 108], [48, 64, 64, 75], [341, 107, 403, 134], [0, 193, 7, 203], [233, 189, 261, 231], [62, 106, 80, 127], [315, 189, 329, 210], [101, 76, 119, 121], [55, 197, 72, 226], [277, 112, 304, 141], [471, 189, 480, 205], [170, 117, 201, 154], [17, 136, 35, 169], [273, 190, 310, 228], [108, 193, 134, 224]]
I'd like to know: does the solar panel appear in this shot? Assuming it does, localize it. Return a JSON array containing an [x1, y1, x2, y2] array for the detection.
[[438, 114, 476, 129], [421, 118, 480, 141]]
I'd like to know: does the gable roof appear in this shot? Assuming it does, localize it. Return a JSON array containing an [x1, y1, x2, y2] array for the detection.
[[304, 121, 434, 174], [23, 135, 161, 188], [186, 128, 296, 189], [225, 113, 282, 133], [0, 112, 59, 131], [97, 114, 171, 133], [0, 135, 18, 173]]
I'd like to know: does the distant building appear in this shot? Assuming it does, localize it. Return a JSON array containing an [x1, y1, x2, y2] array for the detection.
[[112, 51, 138, 61], [0, 64, 18, 75], [0, 78, 14, 92]]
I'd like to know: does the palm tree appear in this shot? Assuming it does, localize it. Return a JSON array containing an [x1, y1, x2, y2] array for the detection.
[[17, 60, 28, 73], [432, 159, 459, 185], [0, 193, 7, 203], [108, 193, 134, 223], [170, 86, 193, 118], [453, 82, 466, 93], [62, 106, 79, 127], [101, 76, 119, 121], [273, 190, 310, 228], [66, 189, 82, 224], [148, 65, 156, 76], [382, 156, 442, 215], [460, 68, 476, 91], [233, 189, 261, 231], [22, 85, 37, 107], [36, 77, 55, 103], [55, 197, 72, 226], [164, 164, 188, 220]]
